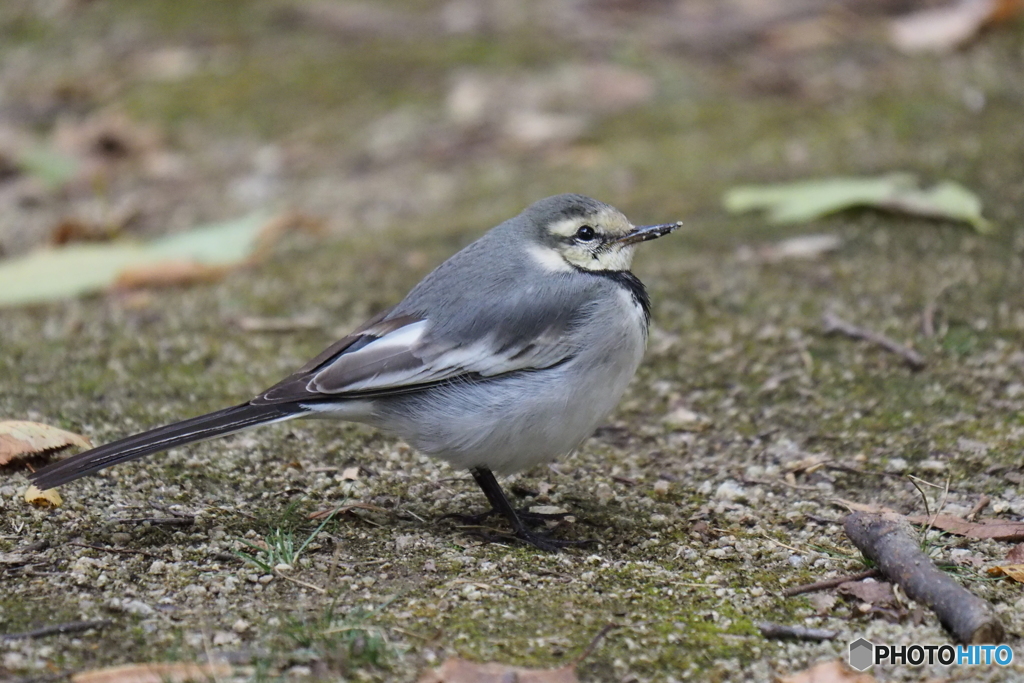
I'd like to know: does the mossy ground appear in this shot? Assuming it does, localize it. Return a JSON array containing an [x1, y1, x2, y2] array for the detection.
[[2, 1, 1024, 681]]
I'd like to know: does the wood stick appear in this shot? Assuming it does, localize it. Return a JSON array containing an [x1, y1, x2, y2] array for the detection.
[[844, 511, 1004, 643], [757, 622, 838, 641], [2, 619, 111, 641], [782, 568, 881, 597], [69, 542, 164, 561], [822, 312, 926, 370], [966, 494, 991, 522]]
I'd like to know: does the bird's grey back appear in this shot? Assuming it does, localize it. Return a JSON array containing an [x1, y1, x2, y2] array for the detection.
[[388, 194, 617, 349]]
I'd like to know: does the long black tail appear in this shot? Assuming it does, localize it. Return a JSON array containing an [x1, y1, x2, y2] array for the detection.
[[30, 402, 304, 489]]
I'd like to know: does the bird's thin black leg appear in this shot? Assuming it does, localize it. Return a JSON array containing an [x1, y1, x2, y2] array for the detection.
[[459, 466, 590, 551]]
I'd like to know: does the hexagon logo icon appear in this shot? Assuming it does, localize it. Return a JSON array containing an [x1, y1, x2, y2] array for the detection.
[[849, 638, 874, 671]]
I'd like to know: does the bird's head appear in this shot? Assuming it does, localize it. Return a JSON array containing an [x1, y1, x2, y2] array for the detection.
[[520, 194, 680, 273]]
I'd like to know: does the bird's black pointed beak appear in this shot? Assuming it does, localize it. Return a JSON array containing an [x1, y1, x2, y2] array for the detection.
[[613, 221, 683, 246]]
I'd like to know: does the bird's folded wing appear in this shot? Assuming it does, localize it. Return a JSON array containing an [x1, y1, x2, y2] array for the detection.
[[254, 314, 578, 405]]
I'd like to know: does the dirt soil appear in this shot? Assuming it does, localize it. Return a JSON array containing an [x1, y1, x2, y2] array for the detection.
[[3, 1, 1024, 681]]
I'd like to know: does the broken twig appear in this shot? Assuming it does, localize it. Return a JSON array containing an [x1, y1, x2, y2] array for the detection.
[[2, 619, 111, 641], [573, 623, 620, 666], [110, 516, 194, 526], [782, 568, 881, 597], [822, 312, 926, 370], [966, 495, 991, 522], [757, 622, 838, 641], [69, 542, 164, 561], [844, 511, 1004, 643]]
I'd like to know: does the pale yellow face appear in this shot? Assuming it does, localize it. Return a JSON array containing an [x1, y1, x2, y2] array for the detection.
[[529, 206, 639, 272]]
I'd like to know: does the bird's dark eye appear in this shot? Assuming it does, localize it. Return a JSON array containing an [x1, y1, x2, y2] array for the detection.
[[575, 225, 596, 241]]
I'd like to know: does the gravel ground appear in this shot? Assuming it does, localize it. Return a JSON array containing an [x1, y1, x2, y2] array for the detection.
[[3, 2, 1024, 682]]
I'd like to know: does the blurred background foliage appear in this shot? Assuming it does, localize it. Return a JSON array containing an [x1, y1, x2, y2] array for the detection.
[[0, 0, 1021, 263]]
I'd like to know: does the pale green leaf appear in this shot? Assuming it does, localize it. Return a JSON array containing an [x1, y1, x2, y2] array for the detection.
[[16, 146, 80, 189], [723, 173, 992, 233], [0, 212, 271, 308]]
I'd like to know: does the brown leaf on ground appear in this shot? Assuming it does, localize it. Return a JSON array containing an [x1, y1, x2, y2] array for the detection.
[[987, 564, 1024, 583], [776, 659, 877, 683], [1005, 543, 1024, 564], [0, 212, 322, 308], [907, 514, 1024, 542], [250, 212, 326, 260], [71, 661, 233, 683], [50, 217, 126, 246], [418, 657, 578, 683], [24, 484, 62, 508], [0, 420, 92, 465], [889, 0, 1024, 54], [837, 580, 897, 607], [112, 261, 233, 290], [808, 593, 837, 616], [738, 234, 843, 264]]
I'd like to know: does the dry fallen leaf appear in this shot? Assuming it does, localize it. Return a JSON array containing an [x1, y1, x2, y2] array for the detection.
[[737, 234, 843, 263], [0, 420, 92, 465], [113, 261, 232, 290], [50, 216, 127, 246], [71, 661, 233, 683], [0, 212, 323, 308], [889, 0, 1024, 53], [418, 657, 578, 683], [777, 659, 878, 683], [987, 564, 1024, 583], [1005, 542, 1024, 564], [837, 580, 896, 607], [661, 406, 712, 432], [907, 514, 1024, 542], [808, 593, 837, 616], [24, 485, 62, 508]]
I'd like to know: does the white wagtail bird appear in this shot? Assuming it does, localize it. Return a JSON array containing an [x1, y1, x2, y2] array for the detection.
[[31, 194, 680, 550]]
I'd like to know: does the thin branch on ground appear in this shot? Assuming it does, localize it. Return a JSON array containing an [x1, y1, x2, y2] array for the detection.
[[275, 568, 326, 593], [2, 620, 111, 641], [757, 622, 838, 641], [967, 494, 991, 521], [822, 311, 926, 370], [782, 568, 881, 597], [69, 542, 164, 561], [109, 516, 194, 526], [573, 623, 620, 667]]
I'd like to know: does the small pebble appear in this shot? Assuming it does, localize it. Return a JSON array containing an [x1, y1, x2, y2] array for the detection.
[[885, 458, 908, 473], [122, 599, 155, 617], [212, 630, 238, 646], [715, 480, 747, 502]]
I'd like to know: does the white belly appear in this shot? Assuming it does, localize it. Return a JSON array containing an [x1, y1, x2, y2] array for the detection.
[[368, 289, 648, 473]]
